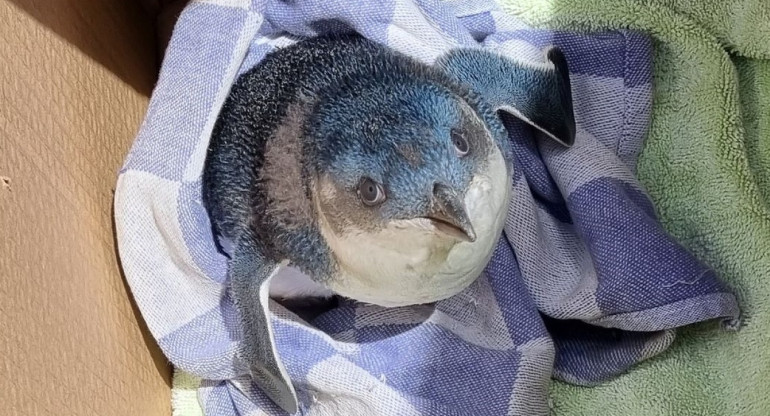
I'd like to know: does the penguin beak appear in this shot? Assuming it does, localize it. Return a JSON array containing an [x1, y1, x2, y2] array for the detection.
[[425, 183, 477, 243]]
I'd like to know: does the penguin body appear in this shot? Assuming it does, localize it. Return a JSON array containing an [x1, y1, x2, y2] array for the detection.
[[202, 33, 575, 413], [205, 34, 517, 305]]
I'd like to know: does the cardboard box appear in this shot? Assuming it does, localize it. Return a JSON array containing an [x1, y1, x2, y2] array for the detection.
[[1, 1, 181, 414]]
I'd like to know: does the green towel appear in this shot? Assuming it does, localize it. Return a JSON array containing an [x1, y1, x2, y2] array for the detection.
[[498, 0, 770, 414], [172, 368, 203, 416]]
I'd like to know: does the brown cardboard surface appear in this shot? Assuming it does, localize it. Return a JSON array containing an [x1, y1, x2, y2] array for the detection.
[[1, 1, 172, 415]]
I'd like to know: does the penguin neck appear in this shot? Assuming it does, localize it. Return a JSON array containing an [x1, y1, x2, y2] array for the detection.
[[257, 100, 336, 281]]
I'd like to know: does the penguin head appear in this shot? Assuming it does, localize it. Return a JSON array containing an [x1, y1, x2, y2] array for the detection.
[[311, 82, 490, 240], [305, 75, 511, 305]]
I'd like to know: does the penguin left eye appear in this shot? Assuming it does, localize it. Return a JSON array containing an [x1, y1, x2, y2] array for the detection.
[[451, 129, 469, 156], [357, 177, 387, 206]]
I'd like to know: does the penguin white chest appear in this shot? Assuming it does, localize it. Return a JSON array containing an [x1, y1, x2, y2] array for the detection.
[[322, 146, 511, 307]]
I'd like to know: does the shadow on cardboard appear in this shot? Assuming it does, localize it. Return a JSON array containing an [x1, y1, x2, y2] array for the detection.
[[8, 0, 160, 97]]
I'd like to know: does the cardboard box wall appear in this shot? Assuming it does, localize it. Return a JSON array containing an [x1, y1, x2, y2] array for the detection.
[[1, 1, 182, 414]]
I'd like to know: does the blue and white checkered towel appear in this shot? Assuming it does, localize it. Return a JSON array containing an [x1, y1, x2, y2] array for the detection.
[[114, 0, 740, 414]]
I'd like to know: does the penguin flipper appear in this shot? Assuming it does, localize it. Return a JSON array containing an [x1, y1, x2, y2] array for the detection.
[[437, 46, 576, 147], [229, 232, 298, 414]]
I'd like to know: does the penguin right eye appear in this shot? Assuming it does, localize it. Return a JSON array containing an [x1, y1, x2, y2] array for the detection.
[[358, 178, 386, 206], [451, 129, 469, 156]]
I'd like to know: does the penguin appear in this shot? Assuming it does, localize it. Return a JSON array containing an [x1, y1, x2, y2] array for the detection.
[[202, 32, 574, 414]]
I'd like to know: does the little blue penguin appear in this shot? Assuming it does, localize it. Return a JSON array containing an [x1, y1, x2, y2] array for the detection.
[[202, 33, 575, 414]]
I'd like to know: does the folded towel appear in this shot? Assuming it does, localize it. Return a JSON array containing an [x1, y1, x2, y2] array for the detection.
[[172, 369, 204, 416], [499, 0, 770, 414], [113, 0, 739, 414]]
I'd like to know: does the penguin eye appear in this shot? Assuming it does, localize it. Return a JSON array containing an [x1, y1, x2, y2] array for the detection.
[[451, 129, 469, 156], [357, 178, 386, 206]]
